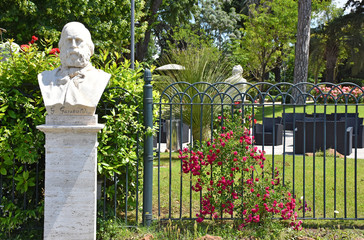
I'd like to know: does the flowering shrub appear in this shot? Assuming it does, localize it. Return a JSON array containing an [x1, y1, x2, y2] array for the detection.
[[49, 47, 60, 55], [179, 107, 305, 230], [314, 85, 364, 103]]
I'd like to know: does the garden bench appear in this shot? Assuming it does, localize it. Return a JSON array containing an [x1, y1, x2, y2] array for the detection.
[[294, 120, 353, 156], [254, 117, 283, 146]]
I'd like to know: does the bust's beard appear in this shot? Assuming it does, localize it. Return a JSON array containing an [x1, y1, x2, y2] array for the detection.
[[60, 49, 91, 69]]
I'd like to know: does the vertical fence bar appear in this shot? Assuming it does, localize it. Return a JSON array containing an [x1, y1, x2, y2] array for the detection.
[[282, 104, 286, 186], [323, 104, 327, 218], [35, 162, 39, 205], [0, 174, 2, 216], [344, 107, 348, 218], [103, 175, 106, 219], [355, 104, 358, 218], [189, 103, 193, 219], [158, 106, 163, 218], [125, 163, 129, 224], [143, 69, 154, 226], [302, 104, 306, 218], [292, 106, 296, 198], [179, 102, 183, 219], [313, 104, 317, 218], [136, 109, 141, 223], [334, 105, 338, 218], [12, 158, 15, 203], [168, 105, 172, 219], [114, 173, 117, 219]]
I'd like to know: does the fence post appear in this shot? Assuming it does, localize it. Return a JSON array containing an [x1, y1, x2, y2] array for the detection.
[[143, 69, 153, 226]]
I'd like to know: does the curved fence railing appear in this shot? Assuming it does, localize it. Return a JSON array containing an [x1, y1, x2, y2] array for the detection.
[[153, 81, 364, 221]]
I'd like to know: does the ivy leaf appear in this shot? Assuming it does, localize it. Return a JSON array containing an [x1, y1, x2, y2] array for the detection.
[[0, 168, 7, 175], [8, 110, 16, 118]]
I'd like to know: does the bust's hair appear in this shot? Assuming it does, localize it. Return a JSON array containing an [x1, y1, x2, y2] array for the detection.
[[232, 65, 243, 75], [59, 22, 94, 56]]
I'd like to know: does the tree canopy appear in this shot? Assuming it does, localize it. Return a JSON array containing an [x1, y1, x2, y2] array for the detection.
[[0, 0, 148, 54], [231, 0, 298, 83]]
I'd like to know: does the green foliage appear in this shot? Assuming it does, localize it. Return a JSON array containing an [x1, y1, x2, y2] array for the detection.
[[95, 217, 364, 239], [0, 0, 147, 54], [231, 0, 297, 83], [95, 50, 160, 219], [0, 39, 157, 232], [193, 0, 241, 49], [0, 39, 60, 89], [0, 197, 43, 239], [310, 1, 364, 83], [0, 41, 53, 235], [155, 46, 242, 141], [167, 25, 214, 51]]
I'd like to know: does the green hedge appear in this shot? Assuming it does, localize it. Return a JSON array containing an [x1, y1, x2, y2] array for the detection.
[[0, 41, 158, 237]]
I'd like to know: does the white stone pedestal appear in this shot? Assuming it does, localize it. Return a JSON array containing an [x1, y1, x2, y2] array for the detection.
[[37, 115, 104, 240]]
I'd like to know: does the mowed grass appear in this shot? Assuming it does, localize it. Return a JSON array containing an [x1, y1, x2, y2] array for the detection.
[[252, 104, 364, 121], [153, 152, 364, 220]]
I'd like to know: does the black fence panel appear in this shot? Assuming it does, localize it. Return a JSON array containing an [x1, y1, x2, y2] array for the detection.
[[153, 81, 364, 221]]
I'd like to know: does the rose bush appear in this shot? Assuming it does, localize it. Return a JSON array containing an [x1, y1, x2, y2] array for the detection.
[[179, 106, 305, 231], [313, 85, 364, 104]]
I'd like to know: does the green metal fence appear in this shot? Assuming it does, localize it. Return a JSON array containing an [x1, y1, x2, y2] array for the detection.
[[149, 69, 364, 222], [1, 69, 364, 237]]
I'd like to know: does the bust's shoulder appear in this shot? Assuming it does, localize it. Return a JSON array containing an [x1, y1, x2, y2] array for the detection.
[[38, 68, 60, 85], [90, 68, 111, 78], [38, 68, 59, 77], [85, 68, 111, 84]]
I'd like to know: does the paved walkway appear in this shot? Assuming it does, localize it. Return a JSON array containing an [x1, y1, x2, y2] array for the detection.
[[254, 130, 364, 159], [156, 130, 364, 159]]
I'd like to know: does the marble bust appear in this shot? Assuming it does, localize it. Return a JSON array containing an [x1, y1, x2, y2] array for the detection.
[[38, 22, 110, 115]]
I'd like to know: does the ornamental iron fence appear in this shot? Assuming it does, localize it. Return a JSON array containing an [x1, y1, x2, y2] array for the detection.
[[151, 71, 364, 222], [1, 70, 364, 238]]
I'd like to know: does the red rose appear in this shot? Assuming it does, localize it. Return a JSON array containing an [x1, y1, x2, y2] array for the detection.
[[20, 44, 30, 51], [49, 48, 60, 55]]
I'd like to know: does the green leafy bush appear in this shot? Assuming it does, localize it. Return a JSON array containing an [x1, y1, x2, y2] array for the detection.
[[0, 38, 55, 237], [0, 40, 157, 235]]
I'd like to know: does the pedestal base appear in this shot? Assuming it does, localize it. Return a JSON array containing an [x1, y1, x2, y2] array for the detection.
[[37, 115, 104, 240]]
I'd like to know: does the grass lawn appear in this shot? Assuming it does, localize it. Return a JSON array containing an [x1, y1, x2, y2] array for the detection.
[[252, 104, 364, 121], [153, 152, 364, 221]]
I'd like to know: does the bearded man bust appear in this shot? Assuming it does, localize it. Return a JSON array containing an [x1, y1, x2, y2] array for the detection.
[[38, 22, 110, 115]]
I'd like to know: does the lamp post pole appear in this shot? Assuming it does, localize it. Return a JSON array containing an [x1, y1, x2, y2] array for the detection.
[[131, 0, 135, 69]]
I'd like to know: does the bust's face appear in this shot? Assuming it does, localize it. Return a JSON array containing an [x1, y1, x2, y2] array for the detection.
[[59, 25, 92, 68]]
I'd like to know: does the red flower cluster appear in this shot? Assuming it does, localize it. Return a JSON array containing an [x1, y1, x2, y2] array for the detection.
[[29, 35, 38, 44], [20, 44, 30, 51], [179, 109, 306, 231], [20, 35, 39, 52], [49, 48, 60, 55]]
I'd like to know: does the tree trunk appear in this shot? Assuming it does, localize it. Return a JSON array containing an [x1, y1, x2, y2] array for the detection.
[[135, 0, 163, 62], [325, 43, 339, 83], [272, 66, 281, 82], [292, 0, 311, 104]]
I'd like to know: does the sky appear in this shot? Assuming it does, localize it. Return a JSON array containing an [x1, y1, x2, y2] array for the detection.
[[332, 0, 351, 14], [333, 0, 347, 8]]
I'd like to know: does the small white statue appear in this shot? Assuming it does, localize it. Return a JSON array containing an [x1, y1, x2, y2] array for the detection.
[[38, 22, 110, 115], [232, 65, 244, 76]]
